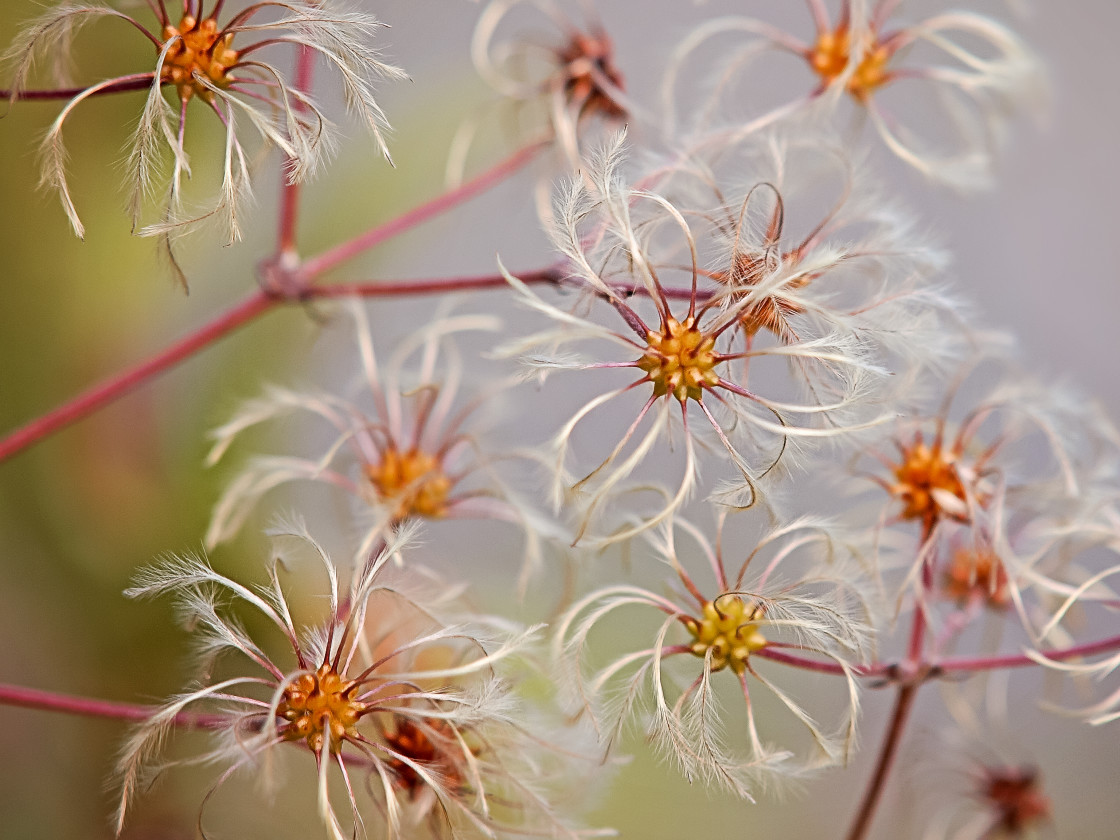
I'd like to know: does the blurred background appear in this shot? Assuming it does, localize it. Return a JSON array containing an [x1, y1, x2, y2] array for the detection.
[[1, 0, 1118, 837]]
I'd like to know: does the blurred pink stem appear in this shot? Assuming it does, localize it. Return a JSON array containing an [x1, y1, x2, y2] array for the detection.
[[845, 523, 936, 840], [844, 684, 918, 840], [276, 43, 316, 257], [0, 268, 568, 464], [0, 683, 226, 729], [299, 141, 547, 280], [0, 292, 275, 464], [937, 633, 1120, 674]]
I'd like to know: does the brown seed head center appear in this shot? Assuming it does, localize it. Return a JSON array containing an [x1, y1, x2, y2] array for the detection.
[[384, 717, 466, 799], [278, 664, 366, 753], [558, 31, 626, 119], [983, 767, 1051, 834], [365, 447, 453, 520], [809, 27, 891, 101], [161, 15, 239, 103], [715, 251, 810, 338], [637, 316, 720, 403], [685, 597, 768, 675], [944, 547, 1010, 609]]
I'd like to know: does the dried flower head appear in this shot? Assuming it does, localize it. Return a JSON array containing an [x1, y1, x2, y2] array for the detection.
[[648, 129, 957, 380], [855, 356, 1120, 658], [664, 0, 1043, 190], [116, 523, 597, 839], [206, 301, 549, 574], [471, 0, 629, 168], [501, 133, 890, 543], [554, 513, 870, 799], [920, 761, 1052, 840], [4, 0, 404, 261]]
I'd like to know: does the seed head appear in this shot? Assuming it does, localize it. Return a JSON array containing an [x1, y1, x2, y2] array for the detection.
[[637, 316, 720, 403], [684, 596, 768, 675]]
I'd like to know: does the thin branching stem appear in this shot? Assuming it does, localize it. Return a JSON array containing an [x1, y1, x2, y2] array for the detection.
[[844, 521, 937, 840], [0, 682, 227, 729], [0, 268, 712, 463], [844, 684, 918, 840], [299, 140, 548, 280], [276, 43, 316, 257]]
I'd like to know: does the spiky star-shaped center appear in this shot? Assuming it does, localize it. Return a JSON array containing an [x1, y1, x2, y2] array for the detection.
[[365, 447, 453, 521], [637, 316, 720, 403], [809, 26, 891, 101], [891, 438, 969, 526], [278, 664, 367, 754], [685, 597, 768, 675], [161, 15, 239, 103]]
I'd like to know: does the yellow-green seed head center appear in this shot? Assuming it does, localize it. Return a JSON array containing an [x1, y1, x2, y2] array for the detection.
[[685, 597, 767, 675], [637, 316, 720, 402]]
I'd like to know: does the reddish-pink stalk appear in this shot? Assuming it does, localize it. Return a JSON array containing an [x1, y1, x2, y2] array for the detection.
[[755, 646, 888, 678], [845, 522, 937, 840], [275, 43, 316, 257], [1, 78, 156, 100], [844, 684, 918, 840], [936, 632, 1120, 675], [299, 141, 547, 281], [0, 683, 227, 729], [312, 267, 564, 299], [0, 291, 275, 464], [1, 269, 716, 464]]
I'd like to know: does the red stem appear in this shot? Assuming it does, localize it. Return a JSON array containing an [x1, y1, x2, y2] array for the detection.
[[0, 268, 555, 464], [754, 646, 890, 678], [936, 632, 1120, 675], [0, 291, 275, 464], [844, 684, 918, 840], [2, 78, 156, 101], [275, 43, 316, 257], [844, 522, 937, 840], [0, 268, 716, 465], [0, 682, 227, 729], [299, 141, 547, 280], [313, 266, 564, 299]]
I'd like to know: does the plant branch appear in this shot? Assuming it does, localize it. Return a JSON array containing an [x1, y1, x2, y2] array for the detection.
[[1, 77, 156, 101], [844, 683, 918, 840], [0, 682, 227, 729], [0, 291, 276, 464], [936, 632, 1120, 675], [299, 140, 547, 281], [275, 43, 316, 257]]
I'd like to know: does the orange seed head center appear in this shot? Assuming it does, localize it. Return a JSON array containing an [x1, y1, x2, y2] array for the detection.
[[278, 664, 367, 753], [161, 15, 239, 103], [809, 26, 891, 100], [637, 316, 720, 402], [365, 447, 453, 520]]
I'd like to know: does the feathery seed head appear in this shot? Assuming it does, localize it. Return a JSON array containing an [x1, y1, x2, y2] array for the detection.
[[942, 547, 1010, 610], [979, 765, 1051, 836], [889, 434, 972, 529], [555, 27, 625, 120]]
